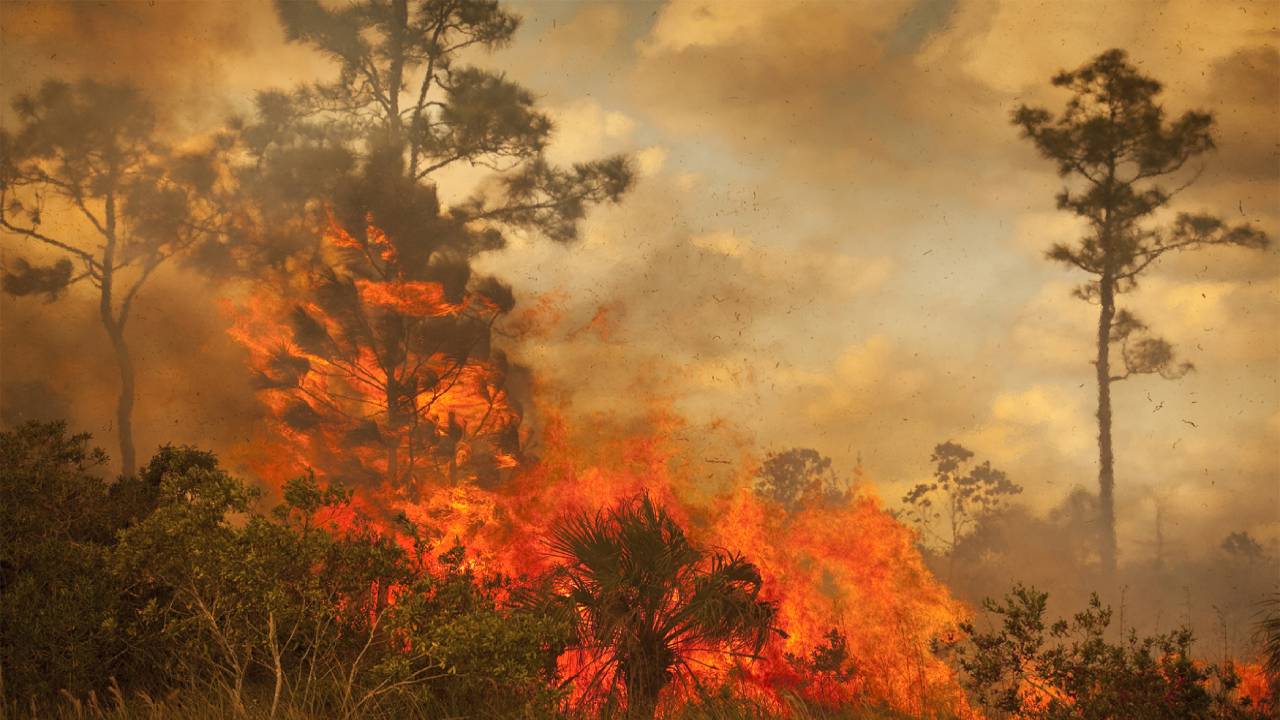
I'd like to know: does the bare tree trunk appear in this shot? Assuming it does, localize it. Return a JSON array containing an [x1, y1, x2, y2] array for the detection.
[[387, 440, 399, 488], [106, 322, 137, 476], [387, 382, 403, 488], [268, 611, 283, 720], [1096, 275, 1117, 576], [99, 190, 137, 476], [385, 0, 407, 148]]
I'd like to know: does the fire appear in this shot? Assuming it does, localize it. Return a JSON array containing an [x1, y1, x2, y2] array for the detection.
[[228, 212, 521, 496], [1234, 662, 1274, 714], [228, 217, 975, 716]]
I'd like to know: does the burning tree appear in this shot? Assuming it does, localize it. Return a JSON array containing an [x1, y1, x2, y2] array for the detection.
[[1012, 49, 1270, 574], [228, 0, 633, 491], [753, 447, 851, 514], [958, 585, 1268, 719], [232, 179, 523, 491], [225, 0, 633, 271]]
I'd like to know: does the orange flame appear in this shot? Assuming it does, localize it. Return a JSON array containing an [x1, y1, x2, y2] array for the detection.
[[228, 219, 976, 716]]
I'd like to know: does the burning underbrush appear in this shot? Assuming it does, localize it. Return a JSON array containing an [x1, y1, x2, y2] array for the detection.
[[219, 215, 977, 717], [212, 215, 1280, 718]]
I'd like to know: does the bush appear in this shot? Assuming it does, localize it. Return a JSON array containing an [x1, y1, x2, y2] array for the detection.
[[956, 585, 1268, 719], [1, 422, 568, 718]]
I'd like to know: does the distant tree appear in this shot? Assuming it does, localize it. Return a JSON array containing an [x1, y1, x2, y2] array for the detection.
[[1012, 49, 1270, 574], [0, 80, 230, 474], [754, 447, 849, 513], [548, 494, 779, 719], [958, 585, 1265, 719], [902, 441, 1021, 571], [1046, 486, 1104, 569], [1222, 531, 1266, 561]]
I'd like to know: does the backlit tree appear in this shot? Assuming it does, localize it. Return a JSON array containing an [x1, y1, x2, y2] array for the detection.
[[548, 495, 779, 719], [0, 80, 229, 474], [1012, 49, 1269, 574]]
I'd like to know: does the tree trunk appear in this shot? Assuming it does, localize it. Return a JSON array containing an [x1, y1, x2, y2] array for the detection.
[[624, 677, 660, 720], [99, 190, 137, 476], [386, 0, 407, 148], [106, 322, 138, 476], [622, 651, 664, 720], [1095, 275, 1117, 576], [386, 379, 402, 487], [268, 611, 283, 720]]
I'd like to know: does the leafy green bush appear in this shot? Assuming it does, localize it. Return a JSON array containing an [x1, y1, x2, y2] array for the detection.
[[1, 422, 568, 718], [0, 422, 120, 697]]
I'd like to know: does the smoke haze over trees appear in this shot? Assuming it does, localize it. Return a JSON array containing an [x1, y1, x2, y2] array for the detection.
[[1, 0, 1277, 717]]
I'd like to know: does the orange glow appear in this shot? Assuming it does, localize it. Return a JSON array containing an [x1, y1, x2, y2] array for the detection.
[[229, 218, 976, 716], [1234, 662, 1273, 714], [228, 213, 520, 496]]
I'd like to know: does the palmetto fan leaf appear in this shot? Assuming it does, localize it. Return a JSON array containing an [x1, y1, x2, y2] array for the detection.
[[549, 494, 779, 719]]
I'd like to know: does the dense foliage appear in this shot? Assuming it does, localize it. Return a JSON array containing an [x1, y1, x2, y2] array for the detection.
[[1, 422, 569, 718], [547, 495, 779, 719], [4, 423, 1273, 719]]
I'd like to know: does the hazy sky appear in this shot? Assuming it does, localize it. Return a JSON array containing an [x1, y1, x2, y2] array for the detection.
[[2, 0, 1277, 564]]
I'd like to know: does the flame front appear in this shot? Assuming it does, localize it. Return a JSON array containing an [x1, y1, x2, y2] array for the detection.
[[228, 217, 974, 716]]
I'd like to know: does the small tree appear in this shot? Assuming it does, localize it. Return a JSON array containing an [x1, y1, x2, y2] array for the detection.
[[548, 494, 779, 719], [753, 447, 849, 513], [1222, 531, 1266, 561], [1012, 49, 1270, 574], [902, 441, 1021, 569], [0, 80, 229, 474]]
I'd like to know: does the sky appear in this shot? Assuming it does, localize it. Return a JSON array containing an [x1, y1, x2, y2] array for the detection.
[[1, 0, 1277, 568]]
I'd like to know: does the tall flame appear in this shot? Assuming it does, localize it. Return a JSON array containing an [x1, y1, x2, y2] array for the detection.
[[228, 213, 520, 498], [228, 218, 975, 716]]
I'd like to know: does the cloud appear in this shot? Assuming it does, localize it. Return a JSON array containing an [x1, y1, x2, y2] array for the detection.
[[980, 385, 1093, 462], [638, 1, 782, 55], [544, 2, 628, 57], [0, 1, 320, 129], [635, 146, 668, 176], [920, 0, 1278, 95], [545, 99, 638, 165]]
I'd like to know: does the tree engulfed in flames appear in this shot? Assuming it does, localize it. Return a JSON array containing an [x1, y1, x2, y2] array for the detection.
[[230, 213, 522, 497], [230, 219, 975, 716]]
